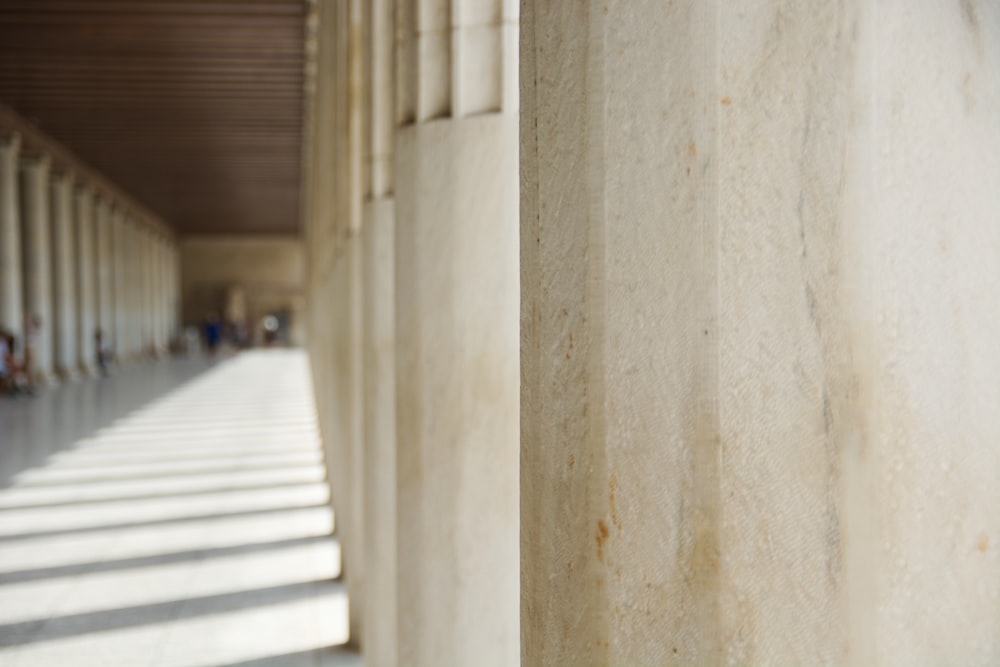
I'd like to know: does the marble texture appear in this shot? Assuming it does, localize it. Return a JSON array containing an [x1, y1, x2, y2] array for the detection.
[[0, 133, 21, 335], [361, 197, 396, 667], [395, 113, 519, 667], [0, 351, 357, 667], [19, 155, 54, 384], [110, 211, 128, 360], [521, 1, 1000, 665], [74, 186, 97, 375], [49, 172, 77, 378], [93, 198, 114, 351]]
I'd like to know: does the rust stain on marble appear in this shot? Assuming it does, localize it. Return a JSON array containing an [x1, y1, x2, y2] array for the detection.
[[596, 519, 610, 561]]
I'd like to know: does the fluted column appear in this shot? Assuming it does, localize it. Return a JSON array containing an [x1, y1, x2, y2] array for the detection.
[[19, 154, 55, 385], [125, 216, 146, 361], [94, 197, 115, 360], [152, 235, 165, 353], [361, 0, 397, 663], [137, 225, 149, 355], [146, 229, 158, 355], [394, 0, 519, 664], [111, 208, 129, 361], [520, 2, 1000, 666], [50, 170, 78, 378], [0, 133, 22, 338], [74, 185, 97, 375]]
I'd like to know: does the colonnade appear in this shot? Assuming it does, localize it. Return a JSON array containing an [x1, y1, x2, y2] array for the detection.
[[304, 0, 518, 664], [306, 1, 1000, 665], [0, 113, 180, 383]]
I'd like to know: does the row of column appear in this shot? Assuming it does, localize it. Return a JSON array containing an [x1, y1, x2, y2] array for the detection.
[[305, 1, 1000, 665], [303, 0, 519, 665], [0, 129, 180, 384]]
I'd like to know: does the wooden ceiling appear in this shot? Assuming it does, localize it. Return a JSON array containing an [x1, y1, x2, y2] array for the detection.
[[0, 0, 307, 235]]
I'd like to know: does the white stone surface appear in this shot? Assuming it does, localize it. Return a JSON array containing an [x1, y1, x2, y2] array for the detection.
[[49, 171, 77, 378], [93, 198, 115, 351], [0, 351, 358, 667], [74, 186, 97, 375], [111, 210, 129, 360], [0, 133, 21, 335], [361, 197, 396, 667], [19, 155, 55, 384], [395, 113, 519, 667], [521, 1, 1000, 665]]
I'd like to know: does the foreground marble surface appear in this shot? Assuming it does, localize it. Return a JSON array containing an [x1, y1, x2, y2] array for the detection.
[[0, 351, 356, 667]]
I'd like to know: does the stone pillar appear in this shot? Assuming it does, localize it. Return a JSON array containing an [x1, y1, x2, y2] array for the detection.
[[94, 197, 115, 360], [361, 0, 397, 663], [19, 154, 55, 385], [49, 170, 78, 378], [74, 185, 97, 375], [394, 1, 519, 664], [167, 242, 178, 344], [520, 2, 1000, 665], [139, 226, 151, 355], [152, 235, 165, 353], [111, 209, 129, 362], [146, 228, 157, 354], [0, 133, 22, 339], [308, 0, 368, 646]]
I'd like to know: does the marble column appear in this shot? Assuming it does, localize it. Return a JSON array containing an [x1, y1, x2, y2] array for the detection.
[[131, 223, 141, 356], [0, 133, 22, 339], [94, 197, 115, 361], [166, 243, 178, 344], [153, 235, 165, 353], [520, 2, 1000, 665], [19, 154, 55, 385], [394, 0, 519, 664], [138, 226, 150, 355], [74, 185, 97, 375], [49, 170, 78, 379], [111, 209, 129, 361], [361, 0, 397, 663]]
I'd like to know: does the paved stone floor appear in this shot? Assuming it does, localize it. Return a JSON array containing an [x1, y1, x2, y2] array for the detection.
[[0, 351, 357, 667]]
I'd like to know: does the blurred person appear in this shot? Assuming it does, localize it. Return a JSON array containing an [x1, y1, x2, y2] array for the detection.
[[0, 329, 30, 396], [203, 313, 222, 355], [23, 314, 41, 388], [0, 328, 10, 393], [95, 328, 111, 376]]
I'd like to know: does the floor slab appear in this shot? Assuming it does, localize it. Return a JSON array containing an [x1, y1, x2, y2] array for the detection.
[[0, 350, 355, 667]]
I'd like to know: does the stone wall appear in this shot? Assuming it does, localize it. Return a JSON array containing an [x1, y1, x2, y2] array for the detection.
[[180, 235, 304, 345]]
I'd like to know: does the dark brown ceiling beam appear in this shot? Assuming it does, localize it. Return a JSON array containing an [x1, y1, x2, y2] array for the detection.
[[0, 0, 305, 14]]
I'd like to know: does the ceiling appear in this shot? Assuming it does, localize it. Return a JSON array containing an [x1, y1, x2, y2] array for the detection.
[[0, 0, 306, 235]]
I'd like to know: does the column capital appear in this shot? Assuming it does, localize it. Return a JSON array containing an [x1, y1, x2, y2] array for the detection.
[[50, 167, 75, 188], [0, 130, 20, 151], [19, 151, 51, 170], [74, 181, 95, 201]]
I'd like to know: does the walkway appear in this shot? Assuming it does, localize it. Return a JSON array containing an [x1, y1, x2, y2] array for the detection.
[[0, 351, 355, 667]]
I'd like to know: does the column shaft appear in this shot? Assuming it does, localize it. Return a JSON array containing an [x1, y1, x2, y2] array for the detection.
[[94, 198, 115, 359], [111, 213, 128, 360], [361, 0, 398, 662], [50, 171, 77, 377], [74, 186, 97, 374], [0, 133, 22, 336], [19, 155, 55, 384], [520, 2, 1000, 665], [395, 114, 519, 667]]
